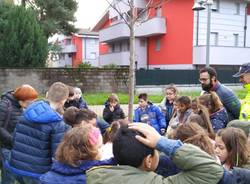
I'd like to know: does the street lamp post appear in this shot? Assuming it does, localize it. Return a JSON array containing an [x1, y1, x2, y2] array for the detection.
[[205, 2, 212, 67], [192, 0, 213, 67]]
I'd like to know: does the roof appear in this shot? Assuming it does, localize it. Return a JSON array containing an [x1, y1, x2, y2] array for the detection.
[[77, 28, 99, 36], [92, 9, 109, 32]]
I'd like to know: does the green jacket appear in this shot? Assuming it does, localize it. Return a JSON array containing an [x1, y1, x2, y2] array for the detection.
[[87, 144, 223, 184], [240, 84, 250, 121]]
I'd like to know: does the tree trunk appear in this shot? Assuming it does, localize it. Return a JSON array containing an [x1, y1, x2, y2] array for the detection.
[[128, 0, 135, 122]]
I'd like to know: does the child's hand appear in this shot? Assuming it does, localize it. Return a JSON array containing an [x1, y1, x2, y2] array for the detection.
[[128, 123, 161, 148], [109, 106, 114, 112]]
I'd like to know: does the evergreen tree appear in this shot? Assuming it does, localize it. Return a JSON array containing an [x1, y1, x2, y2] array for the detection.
[[0, 5, 48, 67], [22, 0, 78, 38]]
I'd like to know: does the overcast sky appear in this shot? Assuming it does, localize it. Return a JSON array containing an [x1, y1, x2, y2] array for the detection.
[[75, 0, 110, 29]]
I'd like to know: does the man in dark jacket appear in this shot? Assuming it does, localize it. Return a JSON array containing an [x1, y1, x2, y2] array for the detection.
[[5, 82, 69, 184], [199, 67, 241, 121], [0, 85, 38, 184]]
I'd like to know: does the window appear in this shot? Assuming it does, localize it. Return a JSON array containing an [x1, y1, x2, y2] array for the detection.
[[140, 39, 146, 47], [90, 52, 96, 60], [114, 43, 121, 52], [123, 12, 130, 22], [155, 6, 162, 17], [155, 38, 161, 51], [137, 9, 148, 20], [119, 42, 122, 52], [95, 39, 99, 45], [210, 32, 218, 46], [109, 44, 115, 53], [235, 3, 240, 15], [122, 41, 129, 51], [88, 39, 96, 45], [65, 39, 71, 45], [233, 34, 239, 47], [212, 0, 219, 12], [111, 16, 118, 25]]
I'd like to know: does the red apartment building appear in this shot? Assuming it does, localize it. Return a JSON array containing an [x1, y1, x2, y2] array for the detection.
[[93, 0, 250, 69], [48, 29, 99, 68]]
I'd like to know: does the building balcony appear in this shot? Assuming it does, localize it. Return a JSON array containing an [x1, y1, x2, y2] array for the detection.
[[99, 17, 166, 42], [136, 17, 166, 37], [61, 44, 77, 53], [193, 46, 250, 65], [100, 51, 130, 66]]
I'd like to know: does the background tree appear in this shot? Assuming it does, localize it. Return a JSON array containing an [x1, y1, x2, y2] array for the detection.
[[1, 0, 14, 5], [106, 0, 169, 122], [0, 4, 48, 67], [21, 0, 78, 38]]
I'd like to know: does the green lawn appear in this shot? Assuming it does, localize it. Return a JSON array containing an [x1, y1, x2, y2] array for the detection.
[[83, 89, 246, 105]]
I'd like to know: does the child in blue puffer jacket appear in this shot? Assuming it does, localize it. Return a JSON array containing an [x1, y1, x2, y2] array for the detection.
[[133, 93, 166, 135]]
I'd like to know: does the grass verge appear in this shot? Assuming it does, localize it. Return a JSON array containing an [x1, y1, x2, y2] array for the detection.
[[83, 89, 246, 105]]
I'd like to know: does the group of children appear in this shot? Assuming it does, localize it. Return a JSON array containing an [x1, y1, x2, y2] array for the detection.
[[1, 79, 250, 184]]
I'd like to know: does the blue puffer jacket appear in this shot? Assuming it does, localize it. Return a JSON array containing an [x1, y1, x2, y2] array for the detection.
[[219, 167, 250, 184], [40, 159, 115, 184], [213, 82, 241, 121], [210, 108, 229, 133], [7, 100, 68, 178], [133, 102, 166, 134]]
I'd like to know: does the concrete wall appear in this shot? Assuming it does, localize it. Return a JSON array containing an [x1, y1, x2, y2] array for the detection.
[[0, 68, 129, 95]]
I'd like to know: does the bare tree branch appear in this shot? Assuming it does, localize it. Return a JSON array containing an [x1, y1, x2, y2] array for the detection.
[[134, 0, 154, 22], [115, 1, 124, 18], [135, 0, 171, 22], [127, 0, 133, 7], [105, 0, 131, 28], [120, 0, 130, 6]]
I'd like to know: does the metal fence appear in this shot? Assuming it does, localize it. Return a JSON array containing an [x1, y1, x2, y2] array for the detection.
[[136, 69, 240, 85]]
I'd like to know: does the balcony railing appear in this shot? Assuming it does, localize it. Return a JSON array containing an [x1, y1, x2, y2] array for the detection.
[[99, 17, 166, 42], [100, 51, 130, 66], [61, 44, 77, 53]]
